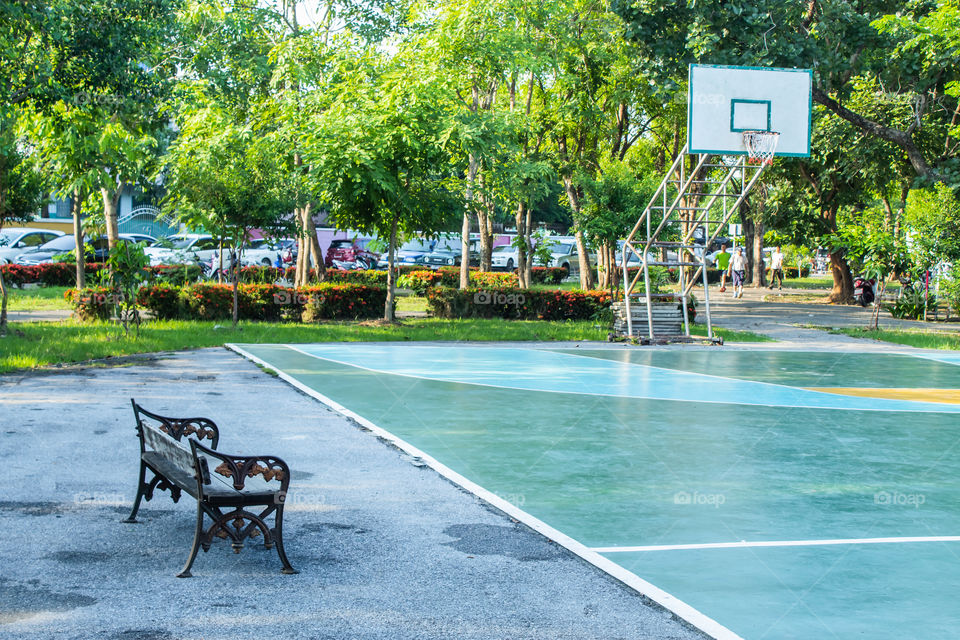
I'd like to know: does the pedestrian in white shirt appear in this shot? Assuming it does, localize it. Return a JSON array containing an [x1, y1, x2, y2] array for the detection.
[[768, 246, 784, 290], [729, 247, 747, 298]]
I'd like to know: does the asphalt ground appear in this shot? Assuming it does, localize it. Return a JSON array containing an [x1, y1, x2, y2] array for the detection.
[[0, 348, 708, 640]]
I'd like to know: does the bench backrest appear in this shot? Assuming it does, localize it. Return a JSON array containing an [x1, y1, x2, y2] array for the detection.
[[132, 399, 216, 485], [131, 398, 220, 450]]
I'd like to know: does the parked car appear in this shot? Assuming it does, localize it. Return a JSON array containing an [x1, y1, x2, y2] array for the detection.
[[324, 238, 379, 268], [0, 228, 65, 263], [376, 237, 436, 268], [491, 244, 520, 270], [422, 235, 480, 268], [145, 234, 220, 267], [218, 238, 296, 268], [542, 238, 597, 275], [14, 234, 147, 265]]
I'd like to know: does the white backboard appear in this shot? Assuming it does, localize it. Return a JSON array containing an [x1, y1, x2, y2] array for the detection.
[[688, 64, 812, 157]]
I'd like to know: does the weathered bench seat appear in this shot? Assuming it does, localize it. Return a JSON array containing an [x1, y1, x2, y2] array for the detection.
[[125, 399, 297, 577]]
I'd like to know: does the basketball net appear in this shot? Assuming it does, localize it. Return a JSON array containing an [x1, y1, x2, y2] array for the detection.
[[742, 130, 780, 165]]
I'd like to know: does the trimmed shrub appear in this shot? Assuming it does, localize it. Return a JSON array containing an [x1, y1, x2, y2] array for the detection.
[[65, 287, 115, 321], [425, 286, 612, 320], [300, 283, 387, 321], [137, 284, 183, 320], [180, 283, 235, 320], [471, 271, 519, 288], [0, 264, 38, 288], [237, 265, 284, 284], [325, 269, 389, 286], [238, 284, 287, 321], [529, 267, 566, 285], [398, 270, 450, 295]]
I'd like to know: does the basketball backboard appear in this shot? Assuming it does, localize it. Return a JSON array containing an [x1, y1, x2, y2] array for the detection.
[[687, 64, 812, 157]]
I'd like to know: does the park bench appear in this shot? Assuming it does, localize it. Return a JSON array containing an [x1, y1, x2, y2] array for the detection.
[[124, 399, 297, 577]]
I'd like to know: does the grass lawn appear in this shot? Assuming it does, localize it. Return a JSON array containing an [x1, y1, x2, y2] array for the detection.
[[825, 326, 960, 350], [0, 318, 607, 372], [5, 286, 72, 311], [0, 315, 775, 373], [780, 275, 834, 289], [689, 323, 774, 342]]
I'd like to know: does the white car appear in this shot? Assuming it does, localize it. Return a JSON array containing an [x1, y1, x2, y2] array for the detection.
[[215, 238, 296, 268], [145, 234, 220, 267], [0, 227, 65, 263], [491, 245, 520, 270]]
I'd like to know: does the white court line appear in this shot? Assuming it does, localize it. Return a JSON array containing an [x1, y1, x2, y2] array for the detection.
[[593, 536, 960, 553], [226, 343, 743, 640]]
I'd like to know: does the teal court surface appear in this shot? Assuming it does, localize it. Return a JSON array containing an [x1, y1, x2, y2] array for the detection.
[[229, 343, 960, 640]]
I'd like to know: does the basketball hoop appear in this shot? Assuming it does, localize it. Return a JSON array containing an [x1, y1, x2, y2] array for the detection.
[[742, 130, 780, 165]]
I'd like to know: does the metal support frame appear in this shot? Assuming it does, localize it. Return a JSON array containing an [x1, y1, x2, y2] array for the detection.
[[621, 149, 770, 341]]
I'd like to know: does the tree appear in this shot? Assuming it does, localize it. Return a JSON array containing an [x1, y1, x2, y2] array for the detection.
[[164, 105, 295, 326], [303, 53, 461, 321], [0, 115, 44, 335], [3, 0, 175, 283]]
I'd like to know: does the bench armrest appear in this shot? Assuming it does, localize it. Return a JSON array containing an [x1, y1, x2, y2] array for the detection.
[[190, 440, 290, 493]]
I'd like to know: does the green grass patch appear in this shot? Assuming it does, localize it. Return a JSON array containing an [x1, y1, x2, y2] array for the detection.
[[5, 286, 73, 311], [0, 318, 609, 373], [690, 324, 775, 343], [781, 276, 834, 290], [823, 326, 960, 350], [395, 295, 428, 313]]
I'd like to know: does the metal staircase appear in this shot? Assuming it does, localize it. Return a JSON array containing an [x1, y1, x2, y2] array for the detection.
[[620, 152, 770, 342]]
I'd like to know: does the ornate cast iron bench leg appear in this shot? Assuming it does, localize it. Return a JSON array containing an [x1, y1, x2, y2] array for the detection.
[[274, 504, 297, 575], [123, 461, 149, 523], [177, 502, 206, 578]]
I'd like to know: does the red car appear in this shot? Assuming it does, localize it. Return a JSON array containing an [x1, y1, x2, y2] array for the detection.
[[324, 238, 380, 268]]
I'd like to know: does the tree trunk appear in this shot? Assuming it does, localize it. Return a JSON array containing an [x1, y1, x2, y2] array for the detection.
[[515, 202, 528, 288], [524, 207, 533, 288], [101, 184, 122, 250], [72, 191, 85, 289], [460, 154, 479, 289], [751, 221, 766, 287], [232, 240, 241, 328], [303, 203, 324, 282], [0, 269, 8, 337], [742, 215, 756, 285], [829, 252, 854, 302], [560, 174, 595, 289], [573, 229, 594, 289], [385, 215, 398, 322]]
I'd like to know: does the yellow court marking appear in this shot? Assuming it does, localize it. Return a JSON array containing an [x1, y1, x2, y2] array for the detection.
[[806, 387, 960, 405]]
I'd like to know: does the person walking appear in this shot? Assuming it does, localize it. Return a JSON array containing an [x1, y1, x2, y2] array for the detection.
[[729, 247, 746, 298], [768, 245, 785, 290], [716, 243, 731, 292]]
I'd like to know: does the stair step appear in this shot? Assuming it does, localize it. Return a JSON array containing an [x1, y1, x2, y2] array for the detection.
[[649, 206, 712, 211]]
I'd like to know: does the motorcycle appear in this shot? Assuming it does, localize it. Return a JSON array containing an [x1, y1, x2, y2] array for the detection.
[[330, 258, 369, 271], [853, 275, 876, 306]]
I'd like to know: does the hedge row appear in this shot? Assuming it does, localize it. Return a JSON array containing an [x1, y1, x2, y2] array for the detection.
[[66, 283, 387, 322], [425, 286, 613, 320], [0, 262, 205, 287]]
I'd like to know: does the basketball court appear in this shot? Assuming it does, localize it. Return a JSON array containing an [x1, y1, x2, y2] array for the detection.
[[229, 342, 960, 640]]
